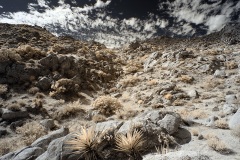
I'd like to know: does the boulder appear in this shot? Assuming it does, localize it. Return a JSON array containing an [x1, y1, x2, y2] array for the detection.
[[143, 151, 210, 160], [31, 127, 69, 150], [12, 147, 44, 160], [158, 114, 181, 134], [144, 52, 160, 72], [229, 108, 240, 130], [37, 77, 52, 91], [40, 119, 55, 130], [214, 69, 226, 78], [1, 108, 28, 120], [0, 127, 7, 137]]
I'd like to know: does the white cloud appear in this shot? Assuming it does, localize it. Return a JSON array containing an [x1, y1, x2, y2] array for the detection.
[[206, 15, 228, 32]]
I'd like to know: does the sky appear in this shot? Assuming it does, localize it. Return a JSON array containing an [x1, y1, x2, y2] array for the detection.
[[0, 0, 239, 48]]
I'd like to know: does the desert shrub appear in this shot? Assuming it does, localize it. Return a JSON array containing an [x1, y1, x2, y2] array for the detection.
[[92, 96, 123, 116], [0, 137, 25, 156], [225, 61, 238, 69], [207, 136, 230, 153], [125, 60, 142, 73], [179, 75, 194, 83], [16, 121, 47, 145], [215, 119, 229, 129], [0, 84, 8, 95], [191, 128, 199, 136], [54, 100, 84, 120], [17, 45, 46, 60], [92, 114, 107, 123], [119, 76, 139, 88], [0, 48, 21, 62], [65, 126, 105, 160], [115, 129, 145, 159], [28, 87, 40, 95], [50, 78, 80, 97], [7, 103, 21, 111]]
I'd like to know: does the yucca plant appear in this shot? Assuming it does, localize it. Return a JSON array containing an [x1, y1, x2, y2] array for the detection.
[[65, 126, 104, 160], [115, 129, 145, 160]]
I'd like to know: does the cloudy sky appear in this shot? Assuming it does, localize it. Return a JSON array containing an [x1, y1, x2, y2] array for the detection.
[[0, 0, 239, 48]]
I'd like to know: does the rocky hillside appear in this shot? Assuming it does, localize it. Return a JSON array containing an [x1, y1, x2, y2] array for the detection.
[[0, 23, 240, 160]]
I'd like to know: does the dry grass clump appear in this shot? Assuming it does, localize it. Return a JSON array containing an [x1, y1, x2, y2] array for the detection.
[[225, 61, 238, 69], [177, 108, 207, 120], [92, 114, 107, 123], [92, 96, 123, 116], [115, 129, 145, 159], [16, 121, 47, 145], [0, 84, 8, 95], [0, 48, 22, 62], [119, 75, 140, 88], [7, 103, 21, 111], [0, 137, 25, 156], [28, 87, 40, 95], [164, 93, 173, 100], [65, 126, 104, 160], [54, 100, 84, 120], [50, 78, 80, 97], [179, 75, 194, 83], [206, 134, 230, 153], [35, 92, 45, 99], [117, 110, 139, 120], [125, 60, 142, 73], [17, 45, 46, 60], [157, 131, 178, 154], [191, 128, 199, 136], [203, 77, 224, 90], [147, 79, 158, 86], [34, 98, 43, 108], [215, 119, 229, 129]]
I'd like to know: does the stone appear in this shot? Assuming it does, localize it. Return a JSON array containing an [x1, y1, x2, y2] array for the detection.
[[0, 127, 7, 137], [40, 119, 55, 130], [214, 69, 226, 78], [1, 108, 28, 120], [229, 108, 240, 130], [95, 120, 123, 133], [158, 114, 181, 134], [143, 151, 210, 160], [39, 54, 59, 71], [206, 116, 218, 127], [12, 147, 44, 160], [144, 52, 160, 72], [225, 94, 238, 104], [37, 77, 52, 91], [187, 89, 199, 99], [10, 120, 24, 130], [223, 103, 238, 115], [31, 127, 69, 150]]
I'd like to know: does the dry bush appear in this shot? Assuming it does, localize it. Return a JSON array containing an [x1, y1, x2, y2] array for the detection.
[[35, 92, 45, 99], [0, 84, 8, 95], [0, 137, 25, 156], [117, 110, 138, 120], [115, 129, 145, 158], [55, 100, 84, 120], [28, 87, 40, 95], [92, 114, 107, 123], [203, 77, 224, 91], [172, 99, 186, 106], [50, 78, 79, 97], [119, 76, 139, 88], [157, 131, 178, 154], [125, 60, 142, 73], [7, 103, 21, 111], [179, 75, 194, 83], [225, 61, 238, 69], [0, 48, 22, 62], [215, 119, 229, 129], [65, 126, 104, 160], [191, 128, 199, 136], [177, 109, 207, 120], [147, 79, 158, 86], [17, 45, 46, 60], [207, 135, 230, 153], [34, 98, 44, 108], [164, 93, 173, 100], [92, 96, 123, 116], [16, 121, 47, 145]]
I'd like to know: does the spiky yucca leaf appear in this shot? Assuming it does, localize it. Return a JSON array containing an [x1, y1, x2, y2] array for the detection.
[[115, 129, 145, 155], [66, 126, 102, 160]]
